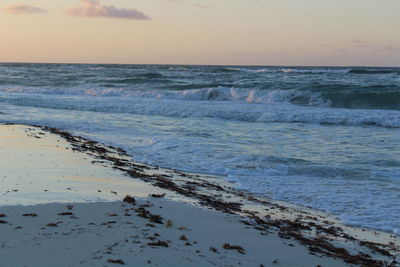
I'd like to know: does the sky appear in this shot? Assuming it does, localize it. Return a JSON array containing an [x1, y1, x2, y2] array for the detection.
[[0, 0, 399, 66]]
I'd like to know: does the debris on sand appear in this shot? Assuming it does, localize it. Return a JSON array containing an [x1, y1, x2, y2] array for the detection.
[[223, 243, 246, 254], [123, 195, 136, 205]]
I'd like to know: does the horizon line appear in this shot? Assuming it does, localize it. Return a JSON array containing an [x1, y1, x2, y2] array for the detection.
[[0, 61, 399, 68]]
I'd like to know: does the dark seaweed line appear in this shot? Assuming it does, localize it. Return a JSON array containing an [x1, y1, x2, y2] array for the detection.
[[37, 125, 399, 267]]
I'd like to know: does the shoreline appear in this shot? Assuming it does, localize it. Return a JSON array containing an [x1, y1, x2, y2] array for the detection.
[[1, 124, 399, 266]]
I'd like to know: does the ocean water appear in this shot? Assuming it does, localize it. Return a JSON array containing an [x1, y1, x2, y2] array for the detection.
[[0, 63, 399, 234]]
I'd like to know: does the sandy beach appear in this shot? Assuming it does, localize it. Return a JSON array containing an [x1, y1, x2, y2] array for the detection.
[[2, 0, 400, 265], [0, 124, 399, 267]]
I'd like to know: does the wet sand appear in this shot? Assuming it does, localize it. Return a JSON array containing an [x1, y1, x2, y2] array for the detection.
[[0, 124, 399, 266]]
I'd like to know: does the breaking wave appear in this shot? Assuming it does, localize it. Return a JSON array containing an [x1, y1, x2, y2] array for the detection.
[[348, 68, 400, 74], [2, 84, 400, 111], [1, 87, 400, 128]]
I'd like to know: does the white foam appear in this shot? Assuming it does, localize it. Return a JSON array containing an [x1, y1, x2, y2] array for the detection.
[[280, 68, 349, 74], [224, 67, 349, 74]]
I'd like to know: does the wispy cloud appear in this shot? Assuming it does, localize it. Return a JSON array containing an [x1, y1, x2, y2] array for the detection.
[[351, 39, 400, 53], [195, 4, 212, 9], [67, 0, 150, 20], [160, 0, 184, 2], [352, 39, 374, 49], [2, 4, 47, 15]]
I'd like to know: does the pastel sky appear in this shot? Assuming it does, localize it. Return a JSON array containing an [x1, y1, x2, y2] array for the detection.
[[0, 0, 399, 66]]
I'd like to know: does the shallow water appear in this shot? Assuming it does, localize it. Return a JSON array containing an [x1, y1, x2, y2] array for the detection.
[[0, 63, 399, 234]]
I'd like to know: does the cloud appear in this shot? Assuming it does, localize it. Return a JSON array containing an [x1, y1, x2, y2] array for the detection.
[[195, 4, 212, 9], [351, 39, 400, 53], [160, 0, 184, 2], [352, 39, 374, 49], [67, 0, 150, 20], [2, 4, 47, 15]]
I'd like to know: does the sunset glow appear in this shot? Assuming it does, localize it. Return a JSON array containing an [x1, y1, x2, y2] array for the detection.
[[0, 0, 399, 66]]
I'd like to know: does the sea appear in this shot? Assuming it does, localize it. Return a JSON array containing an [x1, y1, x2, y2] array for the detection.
[[0, 63, 399, 234]]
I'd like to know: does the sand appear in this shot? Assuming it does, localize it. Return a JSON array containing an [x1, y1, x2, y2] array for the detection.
[[0, 124, 399, 267]]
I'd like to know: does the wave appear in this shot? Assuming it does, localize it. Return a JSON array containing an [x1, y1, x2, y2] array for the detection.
[[168, 67, 189, 71], [0, 85, 326, 105], [1, 88, 400, 128], [223, 67, 273, 73], [220, 67, 350, 74], [323, 91, 400, 110], [279, 68, 349, 74], [348, 68, 400, 74], [221, 67, 400, 75], [2, 85, 400, 111], [106, 73, 164, 82]]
